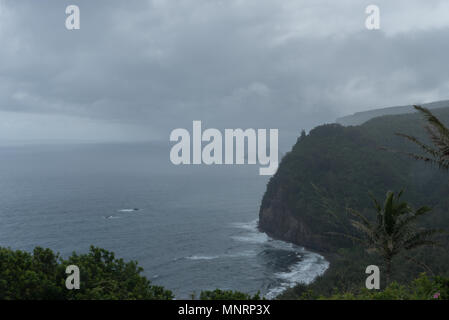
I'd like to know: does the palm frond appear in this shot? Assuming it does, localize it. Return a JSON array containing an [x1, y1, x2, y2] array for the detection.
[[403, 254, 435, 276], [403, 229, 444, 250], [368, 192, 382, 212], [395, 133, 440, 158], [350, 219, 374, 239], [347, 208, 372, 229], [393, 206, 431, 234], [325, 231, 366, 245], [414, 105, 449, 138], [395, 105, 449, 170], [344, 190, 441, 283]]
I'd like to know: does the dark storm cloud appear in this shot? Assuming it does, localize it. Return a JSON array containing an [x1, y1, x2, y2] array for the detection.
[[1, 0, 449, 144]]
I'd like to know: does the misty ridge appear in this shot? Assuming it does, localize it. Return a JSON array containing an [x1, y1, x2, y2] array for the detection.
[[337, 100, 449, 126]]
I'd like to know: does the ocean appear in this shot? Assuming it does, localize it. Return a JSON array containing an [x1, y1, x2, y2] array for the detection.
[[0, 142, 328, 299]]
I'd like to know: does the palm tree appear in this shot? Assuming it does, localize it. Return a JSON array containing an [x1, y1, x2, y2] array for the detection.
[[397, 105, 449, 169], [346, 190, 441, 285]]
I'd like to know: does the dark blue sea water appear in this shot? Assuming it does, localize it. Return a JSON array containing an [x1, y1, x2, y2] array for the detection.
[[0, 143, 328, 298]]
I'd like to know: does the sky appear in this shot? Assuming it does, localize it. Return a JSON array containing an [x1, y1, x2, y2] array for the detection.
[[1, 0, 449, 147]]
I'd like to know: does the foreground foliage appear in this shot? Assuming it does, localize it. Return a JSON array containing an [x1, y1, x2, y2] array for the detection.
[[287, 273, 448, 300], [199, 289, 262, 300], [343, 190, 441, 284], [1, 245, 448, 300], [0, 246, 173, 300], [0, 246, 263, 300], [398, 105, 449, 169]]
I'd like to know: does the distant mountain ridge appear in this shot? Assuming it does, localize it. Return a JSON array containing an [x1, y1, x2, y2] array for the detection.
[[336, 99, 449, 126]]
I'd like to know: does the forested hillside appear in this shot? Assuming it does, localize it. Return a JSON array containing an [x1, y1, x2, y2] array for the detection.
[[259, 107, 449, 297]]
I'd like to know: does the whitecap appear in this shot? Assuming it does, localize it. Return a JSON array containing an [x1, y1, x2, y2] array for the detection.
[[118, 208, 140, 212], [225, 250, 257, 258], [184, 250, 257, 261], [186, 255, 220, 260], [105, 215, 121, 219], [230, 219, 259, 231], [265, 252, 329, 299], [231, 233, 269, 244], [230, 219, 270, 244]]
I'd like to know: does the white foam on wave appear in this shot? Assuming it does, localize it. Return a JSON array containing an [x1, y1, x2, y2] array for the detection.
[[118, 208, 139, 212], [185, 250, 257, 261], [186, 255, 220, 260], [231, 233, 269, 244], [265, 252, 330, 299], [230, 219, 271, 244], [231, 219, 329, 299], [104, 215, 121, 219], [229, 250, 256, 258], [230, 220, 295, 249], [231, 219, 259, 231]]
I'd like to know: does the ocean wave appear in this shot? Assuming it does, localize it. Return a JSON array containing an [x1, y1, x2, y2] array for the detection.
[[186, 255, 220, 260], [230, 220, 297, 251], [230, 219, 271, 244], [265, 252, 330, 299], [118, 208, 140, 212], [231, 220, 308, 253], [104, 215, 121, 219], [230, 219, 259, 231], [225, 250, 257, 258], [231, 220, 329, 299], [185, 250, 257, 261], [231, 233, 269, 244], [230, 219, 330, 298]]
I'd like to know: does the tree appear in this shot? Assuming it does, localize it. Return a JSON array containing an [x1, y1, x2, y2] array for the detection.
[[199, 289, 262, 300], [345, 191, 442, 285], [397, 105, 449, 170], [297, 129, 307, 143], [0, 246, 173, 300]]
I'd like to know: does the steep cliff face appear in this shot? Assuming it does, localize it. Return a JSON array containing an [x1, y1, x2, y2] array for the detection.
[[259, 187, 330, 252], [258, 108, 449, 253]]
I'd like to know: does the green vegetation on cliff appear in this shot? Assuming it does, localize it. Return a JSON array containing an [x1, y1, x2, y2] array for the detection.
[[260, 107, 449, 298], [284, 273, 448, 300]]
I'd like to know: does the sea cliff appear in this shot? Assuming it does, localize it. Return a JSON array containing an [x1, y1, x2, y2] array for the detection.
[[258, 106, 449, 254]]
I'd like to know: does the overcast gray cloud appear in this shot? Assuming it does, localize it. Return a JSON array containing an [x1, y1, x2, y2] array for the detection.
[[1, 0, 449, 146]]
